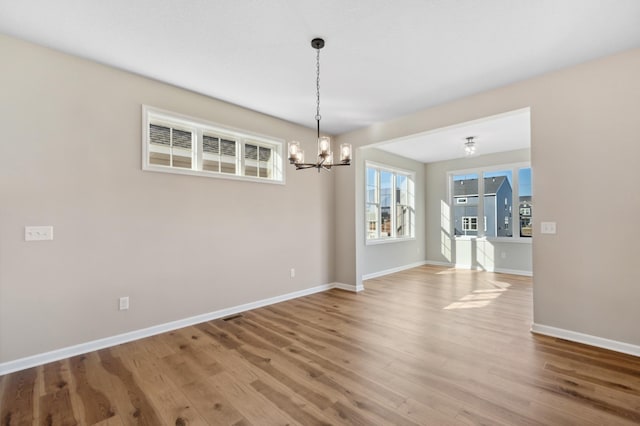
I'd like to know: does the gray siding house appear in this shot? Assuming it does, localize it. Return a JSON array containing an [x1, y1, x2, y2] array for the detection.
[[452, 176, 513, 237]]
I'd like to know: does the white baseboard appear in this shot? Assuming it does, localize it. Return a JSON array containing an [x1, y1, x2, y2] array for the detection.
[[531, 323, 640, 357], [332, 282, 364, 292], [362, 260, 428, 280], [0, 283, 335, 376], [493, 267, 533, 277], [454, 263, 532, 277], [424, 260, 454, 267]]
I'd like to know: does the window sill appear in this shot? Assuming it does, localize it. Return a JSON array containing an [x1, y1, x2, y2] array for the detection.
[[366, 237, 416, 246], [454, 236, 532, 244], [143, 164, 285, 185], [485, 237, 532, 244]]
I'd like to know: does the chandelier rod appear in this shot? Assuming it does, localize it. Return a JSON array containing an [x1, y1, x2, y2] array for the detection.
[[314, 39, 322, 140]]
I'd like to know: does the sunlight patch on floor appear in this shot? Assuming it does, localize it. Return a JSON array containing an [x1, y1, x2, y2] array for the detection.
[[443, 288, 506, 310]]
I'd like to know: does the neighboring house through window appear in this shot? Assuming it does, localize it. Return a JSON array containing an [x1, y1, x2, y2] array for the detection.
[[450, 164, 532, 239]]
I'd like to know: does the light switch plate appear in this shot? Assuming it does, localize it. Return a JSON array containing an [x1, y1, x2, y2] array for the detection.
[[540, 222, 557, 234], [25, 226, 54, 241]]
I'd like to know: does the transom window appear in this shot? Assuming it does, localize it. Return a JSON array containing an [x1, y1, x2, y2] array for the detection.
[[143, 106, 284, 184], [366, 162, 415, 243]]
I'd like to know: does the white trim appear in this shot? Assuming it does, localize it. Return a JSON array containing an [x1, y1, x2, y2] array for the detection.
[[332, 282, 365, 292], [455, 263, 475, 270], [142, 105, 285, 185], [494, 267, 533, 277], [424, 260, 455, 267], [0, 283, 335, 376], [365, 236, 415, 246], [362, 260, 427, 280], [531, 323, 640, 357], [454, 263, 532, 276], [366, 108, 531, 150]]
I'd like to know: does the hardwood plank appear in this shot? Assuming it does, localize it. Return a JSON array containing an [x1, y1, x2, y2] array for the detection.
[[1, 366, 37, 425], [39, 388, 77, 426], [2, 266, 639, 425], [97, 349, 162, 425], [68, 354, 115, 424], [181, 379, 249, 425]]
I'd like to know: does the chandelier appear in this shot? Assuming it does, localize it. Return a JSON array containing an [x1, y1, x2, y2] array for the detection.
[[288, 38, 351, 171], [464, 136, 477, 156]]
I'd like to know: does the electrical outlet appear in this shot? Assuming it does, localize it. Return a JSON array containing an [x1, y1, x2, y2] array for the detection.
[[119, 296, 129, 311], [25, 226, 53, 241], [541, 222, 557, 234], [290, 268, 295, 279]]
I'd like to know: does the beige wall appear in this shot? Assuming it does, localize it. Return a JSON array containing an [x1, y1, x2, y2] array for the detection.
[[0, 35, 336, 363], [337, 48, 640, 346], [3, 33, 639, 365], [425, 149, 532, 274]]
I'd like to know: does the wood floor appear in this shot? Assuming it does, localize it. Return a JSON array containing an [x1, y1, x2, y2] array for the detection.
[[2, 266, 640, 425]]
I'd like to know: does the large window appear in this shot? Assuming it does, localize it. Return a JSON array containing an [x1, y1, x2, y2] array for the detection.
[[143, 106, 284, 184], [450, 164, 532, 240], [366, 162, 415, 242]]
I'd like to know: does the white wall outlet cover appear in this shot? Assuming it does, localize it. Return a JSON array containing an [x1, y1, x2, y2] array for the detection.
[[119, 296, 129, 311], [25, 226, 54, 241], [540, 222, 557, 234]]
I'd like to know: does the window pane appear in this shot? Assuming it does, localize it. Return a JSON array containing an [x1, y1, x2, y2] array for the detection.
[[519, 167, 533, 237], [366, 204, 379, 239], [259, 146, 272, 178], [171, 129, 192, 169], [148, 124, 171, 166], [366, 168, 378, 203], [452, 173, 479, 236], [244, 143, 257, 176], [396, 205, 413, 237], [395, 173, 413, 238], [380, 171, 393, 237], [203, 134, 220, 172], [396, 174, 408, 205], [244, 143, 272, 178], [220, 139, 237, 174], [245, 144, 258, 160], [484, 170, 513, 237]]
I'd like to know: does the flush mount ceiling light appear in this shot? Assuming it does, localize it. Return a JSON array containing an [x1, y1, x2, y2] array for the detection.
[[288, 38, 351, 172], [464, 136, 477, 156]]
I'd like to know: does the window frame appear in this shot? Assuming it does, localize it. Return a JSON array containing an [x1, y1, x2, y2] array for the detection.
[[365, 161, 416, 245], [448, 162, 531, 243], [142, 105, 285, 184]]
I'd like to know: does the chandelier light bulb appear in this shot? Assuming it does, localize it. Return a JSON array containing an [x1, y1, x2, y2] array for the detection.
[[340, 143, 352, 162], [318, 136, 331, 158], [288, 141, 300, 163]]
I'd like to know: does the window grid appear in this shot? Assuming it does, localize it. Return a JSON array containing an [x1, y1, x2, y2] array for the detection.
[[366, 163, 415, 242], [450, 164, 531, 240], [143, 106, 283, 184]]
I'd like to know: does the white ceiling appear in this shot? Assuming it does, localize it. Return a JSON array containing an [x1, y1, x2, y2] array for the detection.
[[1, 0, 639, 141], [375, 108, 531, 163]]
